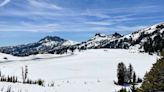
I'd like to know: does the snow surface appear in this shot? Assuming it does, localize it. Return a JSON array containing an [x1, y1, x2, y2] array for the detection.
[[0, 49, 157, 92]]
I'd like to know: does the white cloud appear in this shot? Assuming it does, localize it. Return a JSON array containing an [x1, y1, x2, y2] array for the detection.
[[27, 0, 63, 10], [0, 1, 162, 34], [85, 21, 113, 26], [0, 0, 10, 7], [108, 25, 148, 32], [0, 22, 61, 32]]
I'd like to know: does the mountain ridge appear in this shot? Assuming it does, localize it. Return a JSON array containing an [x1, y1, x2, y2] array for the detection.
[[0, 22, 164, 56], [77, 22, 164, 52]]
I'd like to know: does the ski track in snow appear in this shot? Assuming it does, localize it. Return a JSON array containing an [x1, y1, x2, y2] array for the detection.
[[0, 53, 75, 64]]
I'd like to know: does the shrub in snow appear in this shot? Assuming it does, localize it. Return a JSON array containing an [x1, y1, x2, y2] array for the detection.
[[36, 79, 44, 86], [3, 57, 8, 60]]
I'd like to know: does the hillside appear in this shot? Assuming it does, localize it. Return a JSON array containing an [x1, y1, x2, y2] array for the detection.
[[78, 23, 164, 53]]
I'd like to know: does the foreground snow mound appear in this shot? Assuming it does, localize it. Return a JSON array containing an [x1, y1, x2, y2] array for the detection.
[[0, 49, 157, 92]]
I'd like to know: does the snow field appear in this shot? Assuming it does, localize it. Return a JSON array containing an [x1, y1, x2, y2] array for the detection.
[[0, 49, 157, 92]]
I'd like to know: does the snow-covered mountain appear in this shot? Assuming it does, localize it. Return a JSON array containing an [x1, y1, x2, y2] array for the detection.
[[77, 23, 164, 53], [0, 36, 77, 56], [0, 23, 164, 56], [78, 32, 123, 49]]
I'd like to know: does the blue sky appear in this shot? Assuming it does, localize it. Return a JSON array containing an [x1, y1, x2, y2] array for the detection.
[[0, 0, 164, 46]]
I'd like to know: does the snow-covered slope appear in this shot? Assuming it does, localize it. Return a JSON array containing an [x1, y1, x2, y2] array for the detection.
[[77, 23, 164, 51], [78, 33, 123, 49], [62, 40, 78, 46], [0, 49, 157, 92], [124, 22, 164, 41]]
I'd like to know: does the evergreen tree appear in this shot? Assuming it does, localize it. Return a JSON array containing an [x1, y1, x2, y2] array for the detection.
[[133, 72, 136, 83], [131, 83, 137, 92], [118, 88, 128, 92], [69, 47, 76, 54], [0, 69, 1, 77], [117, 62, 127, 85], [128, 64, 133, 83], [131, 72, 137, 92], [140, 52, 164, 91]]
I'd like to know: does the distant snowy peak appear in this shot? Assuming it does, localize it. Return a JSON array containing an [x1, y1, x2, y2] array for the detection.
[[38, 36, 78, 46], [0, 36, 77, 56], [112, 32, 123, 38], [62, 40, 79, 46], [78, 33, 122, 49], [91, 32, 122, 41], [39, 36, 65, 44]]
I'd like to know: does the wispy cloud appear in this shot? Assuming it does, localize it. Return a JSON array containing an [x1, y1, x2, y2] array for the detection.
[[108, 25, 148, 33], [27, 0, 63, 10], [85, 21, 113, 26], [0, 22, 61, 32], [0, 0, 163, 34], [0, 0, 10, 7]]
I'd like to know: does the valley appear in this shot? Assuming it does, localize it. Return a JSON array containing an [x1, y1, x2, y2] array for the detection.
[[0, 49, 157, 92]]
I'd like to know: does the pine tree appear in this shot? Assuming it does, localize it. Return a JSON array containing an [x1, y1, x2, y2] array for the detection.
[[118, 88, 128, 92], [128, 64, 133, 83], [131, 72, 137, 92], [133, 72, 136, 83], [69, 47, 76, 54], [0, 69, 1, 77], [117, 62, 127, 85]]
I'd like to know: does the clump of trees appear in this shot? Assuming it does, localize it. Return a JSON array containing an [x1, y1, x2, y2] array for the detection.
[[143, 32, 164, 54], [116, 62, 142, 85], [139, 51, 164, 91], [0, 69, 18, 83], [115, 62, 142, 92], [0, 75, 18, 83]]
